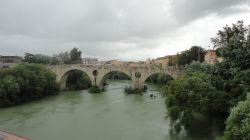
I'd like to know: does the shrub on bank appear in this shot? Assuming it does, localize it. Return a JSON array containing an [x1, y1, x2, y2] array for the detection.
[[89, 85, 102, 93], [124, 85, 147, 94], [0, 64, 59, 107]]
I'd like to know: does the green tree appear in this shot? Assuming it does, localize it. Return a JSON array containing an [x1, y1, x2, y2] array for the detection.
[[23, 48, 83, 65], [0, 76, 20, 106], [156, 74, 173, 85], [70, 48, 82, 64], [24, 53, 35, 63], [162, 21, 250, 137], [0, 64, 59, 107], [24, 53, 55, 64], [212, 20, 250, 71], [56, 52, 71, 64], [177, 46, 205, 66], [211, 21, 250, 107], [163, 72, 228, 134]]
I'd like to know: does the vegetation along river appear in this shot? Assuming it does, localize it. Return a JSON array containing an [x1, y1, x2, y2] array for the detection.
[[0, 80, 219, 140]]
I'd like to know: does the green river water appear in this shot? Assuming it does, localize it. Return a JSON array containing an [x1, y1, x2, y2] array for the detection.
[[0, 80, 220, 140]]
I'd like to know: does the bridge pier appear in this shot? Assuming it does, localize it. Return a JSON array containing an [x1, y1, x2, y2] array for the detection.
[[132, 79, 144, 89]]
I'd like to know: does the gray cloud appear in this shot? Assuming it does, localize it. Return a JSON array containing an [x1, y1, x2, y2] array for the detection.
[[170, 0, 250, 24], [0, 0, 249, 60]]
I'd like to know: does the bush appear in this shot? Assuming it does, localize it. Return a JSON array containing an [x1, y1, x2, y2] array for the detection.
[[222, 96, 250, 140], [0, 64, 59, 107], [0, 76, 20, 106], [89, 85, 102, 93], [124, 86, 146, 94]]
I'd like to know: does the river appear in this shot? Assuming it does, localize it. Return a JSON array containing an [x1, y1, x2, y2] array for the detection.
[[0, 80, 219, 140]]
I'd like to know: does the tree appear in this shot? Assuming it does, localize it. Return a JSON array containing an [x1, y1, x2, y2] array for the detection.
[[0, 64, 59, 107], [70, 48, 82, 64], [57, 52, 71, 64], [0, 76, 20, 106], [162, 72, 228, 134], [162, 21, 250, 137], [23, 53, 54, 64], [24, 53, 35, 63], [23, 48, 82, 65], [177, 46, 206, 66], [156, 74, 173, 85], [211, 21, 250, 107], [212, 20, 250, 71]]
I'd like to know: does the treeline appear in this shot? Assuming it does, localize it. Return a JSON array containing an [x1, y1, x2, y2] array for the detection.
[[0, 64, 59, 107], [162, 21, 250, 139], [24, 47, 82, 65], [23, 48, 93, 91]]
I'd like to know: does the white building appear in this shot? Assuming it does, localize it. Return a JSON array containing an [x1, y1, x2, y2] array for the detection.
[[82, 58, 98, 65]]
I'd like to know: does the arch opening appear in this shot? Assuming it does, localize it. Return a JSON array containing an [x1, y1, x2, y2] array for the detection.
[[100, 71, 132, 88], [144, 73, 173, 86], [60, 69, 92, 91]]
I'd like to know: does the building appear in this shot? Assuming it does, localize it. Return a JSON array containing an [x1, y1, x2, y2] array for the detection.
[[155, 57, 168, 66], [204, 50, 218, 64], [146, 55, 177, 66], [104, 60, 130, 66], [82, 57, 98, 65], [0, 55, 22, 68], [96, 61, 108, 65], [0, 56, 22, 64], [111, 60, 124, 66]]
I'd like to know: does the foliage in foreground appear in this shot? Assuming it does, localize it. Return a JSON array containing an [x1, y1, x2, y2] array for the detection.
[[162, 72, 228, 134], [0, 64, 59, 107], [162, 21, 250, 137], [218, 96, 250, 140]]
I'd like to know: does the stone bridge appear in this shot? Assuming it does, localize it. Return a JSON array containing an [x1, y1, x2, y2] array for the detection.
[[47, 64, 185, 91]]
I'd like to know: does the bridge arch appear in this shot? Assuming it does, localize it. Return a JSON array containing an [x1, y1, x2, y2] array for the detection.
[[98, 70, 132, 89], [59, 68, 94, 91], [141, 71, 174, 86]]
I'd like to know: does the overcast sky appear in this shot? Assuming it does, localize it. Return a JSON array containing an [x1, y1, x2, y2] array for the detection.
[[0, 0, 250, 61]]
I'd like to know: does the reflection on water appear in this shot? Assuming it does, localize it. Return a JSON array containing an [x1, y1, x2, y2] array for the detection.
[[0, 80, 220, 140]]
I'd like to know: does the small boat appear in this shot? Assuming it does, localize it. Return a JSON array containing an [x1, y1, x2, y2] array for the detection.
[[0, 130, 28, 140]]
